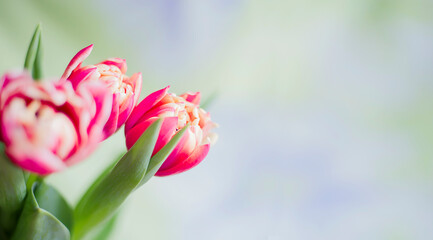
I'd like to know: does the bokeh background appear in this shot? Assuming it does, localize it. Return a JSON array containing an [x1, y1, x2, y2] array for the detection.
[[1, 0, 433, 239]]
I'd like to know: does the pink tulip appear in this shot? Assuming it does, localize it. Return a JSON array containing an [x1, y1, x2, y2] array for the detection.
[[124, 86, 217, 176], [62, 45, 142, 139], [0, 71, 112, 175]]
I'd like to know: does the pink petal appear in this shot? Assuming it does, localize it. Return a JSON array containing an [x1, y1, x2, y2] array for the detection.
[[180, 92, 201, 105], [152, 117, 178, 154], [125, 116, 177, 151], [99, 58, 127, 73], [85, 82, 113, 137], [125, 86, 170, 133], [62, 44, 93, 79], [134, 103, 177, 124], [125, 117, 157, 150], [0, 72, 32, 110], [116, 95, 134, 129], [0, 71, 31, 92], [155, 144, 210, 177], [68, 67, 98, 88], [6, 146, 67, 175], [67, 81, 112, 166], [158, 127, 197, 172], [128, 72, 142, 105], [103, 94, 120, 139]]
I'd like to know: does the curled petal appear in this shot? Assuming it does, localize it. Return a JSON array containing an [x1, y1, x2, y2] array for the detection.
[[68, 66, 99, 88], [62, 44, 93, 79]]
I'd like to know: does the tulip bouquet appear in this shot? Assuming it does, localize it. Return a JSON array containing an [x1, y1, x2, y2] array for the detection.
[[0, 25, 217, 240]]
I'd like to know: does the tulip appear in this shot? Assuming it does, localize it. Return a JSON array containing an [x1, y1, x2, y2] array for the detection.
[[62, 45, 142, 139], [0, 71, 112, 175], [124, 86, 217, 176]]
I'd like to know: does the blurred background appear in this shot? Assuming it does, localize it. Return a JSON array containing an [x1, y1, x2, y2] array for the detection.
[[1, 0, 433, 239]]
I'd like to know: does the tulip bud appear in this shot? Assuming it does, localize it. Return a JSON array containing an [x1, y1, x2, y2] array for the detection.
[[62, 45, 142, 139], [124, 86, 217, 176], [0, 71, 112, 175]]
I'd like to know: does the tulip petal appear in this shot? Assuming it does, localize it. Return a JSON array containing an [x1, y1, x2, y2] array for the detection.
[[125, 116, 178, 152], [62, 44, 93, 79], [125, 118, 156, 150], [155, 143, 210, 177], [0, 72, 32, 112], [67, 81, 112, 166], [0, 70, 113, 175], [6, 146, 67, 175], [158, 127, 196, 172], [125, 86, 170, 132], [134, 102, 178, 124], [0, 71, 32, 92], [153, 117, 179, 154], [68, 66, 98, 88], [100, 58, 127, 73], [128, 72, 142, 105], [85, 82, 113, 136], [180, 92, 201, 105], [103, 94, 120, 138], [116, 94, 134, 130]]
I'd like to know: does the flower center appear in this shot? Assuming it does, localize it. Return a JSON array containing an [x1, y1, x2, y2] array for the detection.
[[97, 64, 133, 104], [170, 95, 201, 130]]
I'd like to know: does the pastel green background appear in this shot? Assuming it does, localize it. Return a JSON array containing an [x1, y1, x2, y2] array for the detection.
[[1, 0, 433, 239]]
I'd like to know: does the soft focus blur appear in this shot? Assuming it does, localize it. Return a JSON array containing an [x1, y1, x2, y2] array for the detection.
[[1, 0, 433, 239]]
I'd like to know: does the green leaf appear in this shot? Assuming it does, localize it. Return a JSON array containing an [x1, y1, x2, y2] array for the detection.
[[0, 227, 7, 240], [78, 153, 123, 204], [11, 183, 70, 240], [0, 143, 27, 234], [72, 119, 163, 240], [91, 212, 120, 240], [73, 119, 188, 240], [32, 33, 43, 80], [34, 182, 73, 231], [23, 23, 43, 80]]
